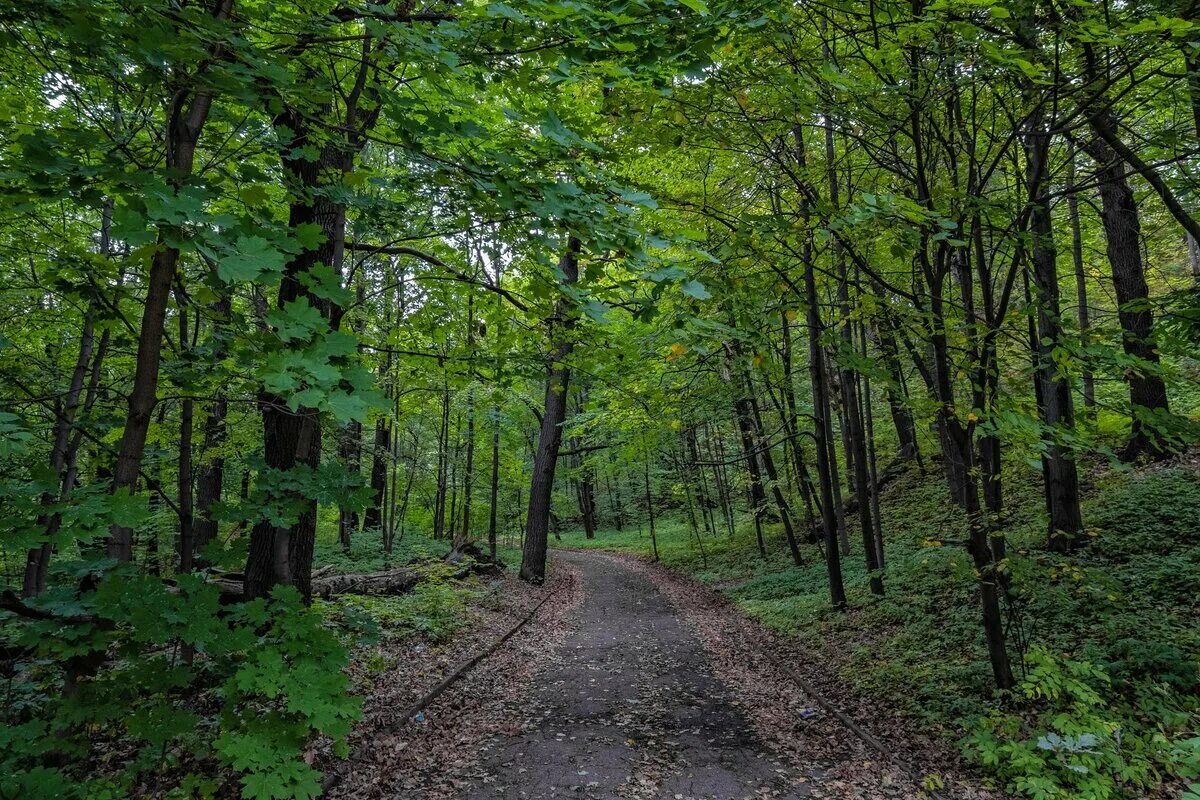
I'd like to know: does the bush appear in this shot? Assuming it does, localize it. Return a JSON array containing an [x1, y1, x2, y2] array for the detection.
[[965, 646, 1187, 800], [0, 564, 360, 800]]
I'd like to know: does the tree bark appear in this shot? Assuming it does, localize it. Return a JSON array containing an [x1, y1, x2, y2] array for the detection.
[[1026, 124, 1085, 552], [107, 50, 227, 560], [1081, 122, 1171, 459], [194, 288, 230, 559], [519, 237, 581, 584]]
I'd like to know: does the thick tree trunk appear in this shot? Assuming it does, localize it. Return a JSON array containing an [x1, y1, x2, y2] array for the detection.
[[519, 237, 581, 584], [1082, 124, 1171, 459], [245, 143, 348, 600]]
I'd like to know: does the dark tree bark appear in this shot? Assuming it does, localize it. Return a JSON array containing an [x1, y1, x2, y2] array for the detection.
[[1081, 122, 1171, 459], [338, 282, 366, 550], [707, 424, 737, 538], [246, 124, 354, 600], [487, 408, 501, 560], [108, 11, 230, 560], [432, 370, 450, 540], [24, 313, 95, 595], [519, 237, 581, 584], [805, 253, 847, 610], [455, 293, 477, 550], [1025, 124, 1085, 552], [337, 420, 361, 551], [727, 352, 768, 558], [364, 417, 389, 530], [746, 371, 803, 566], [873, 311, 920, 461], [778, 308, 819, 538]]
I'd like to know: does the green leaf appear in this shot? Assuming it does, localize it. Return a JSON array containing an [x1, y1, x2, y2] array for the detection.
[[219, 236, 288, 283], [681, 279, 711, 300]]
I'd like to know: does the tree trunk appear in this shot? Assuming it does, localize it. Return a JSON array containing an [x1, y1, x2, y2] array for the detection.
[[24, 313, 95, 595], [873, 311, 920, 460], [805, 251, 847, 610], [364, 418, 389, 530], [746, 371, 803, 565], [778, 308, 819, 539], [643, 450, 659, 562], [1026, 125, 1085, 552], [107, 1, 229, 562], [245, 138, 350, 600], [728, 357, 768, 558], [455, 293, 476, 549], [1066, 144, 1096, 411], [194, 289, 230, 559], [487, 406, 501, 560], [433, 369, 450, 540], [1081, 122, 1171, 459], [519, 237, 581, 584]]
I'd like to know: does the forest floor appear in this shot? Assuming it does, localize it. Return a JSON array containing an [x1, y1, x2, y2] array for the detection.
[[324, 550, 1000, 800]]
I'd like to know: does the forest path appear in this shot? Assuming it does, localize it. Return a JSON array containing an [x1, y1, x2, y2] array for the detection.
[[459, 551, 816, 800]]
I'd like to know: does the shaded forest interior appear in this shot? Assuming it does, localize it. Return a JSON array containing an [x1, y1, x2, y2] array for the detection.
[[2, 1, 1200, 799]]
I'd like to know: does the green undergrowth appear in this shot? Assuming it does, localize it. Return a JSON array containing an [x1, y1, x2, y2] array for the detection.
[[0, 520, 493, 800], [322, 572, 474, 646], [554, 463, 1200, 800]]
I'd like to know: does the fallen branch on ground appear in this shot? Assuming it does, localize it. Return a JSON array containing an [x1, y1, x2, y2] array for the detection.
[[319, 581, 562, 795]]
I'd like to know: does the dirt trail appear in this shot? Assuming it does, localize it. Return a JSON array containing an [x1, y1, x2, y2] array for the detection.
[[459, 551, 816, 799]]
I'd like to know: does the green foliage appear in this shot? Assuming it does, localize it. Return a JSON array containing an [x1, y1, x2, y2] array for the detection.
[[1, 572, 359, 799], [965, 646, 1178, 800], [329, 579, 472, 645]]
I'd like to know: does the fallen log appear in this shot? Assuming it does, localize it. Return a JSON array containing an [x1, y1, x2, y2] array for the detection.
[[310, 568, 423, 599], [443, 541, 506, 576]]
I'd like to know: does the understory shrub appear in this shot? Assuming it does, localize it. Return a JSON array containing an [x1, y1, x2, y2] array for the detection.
[[0, 563, 360, 800], [965, 645, 1197, 800]]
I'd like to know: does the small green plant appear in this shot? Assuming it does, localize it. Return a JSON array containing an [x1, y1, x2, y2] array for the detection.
[[965, 646, 1180, 800]]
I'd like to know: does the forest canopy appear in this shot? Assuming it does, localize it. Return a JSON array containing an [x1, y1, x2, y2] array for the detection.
[[1, 0, 1199, 798]]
